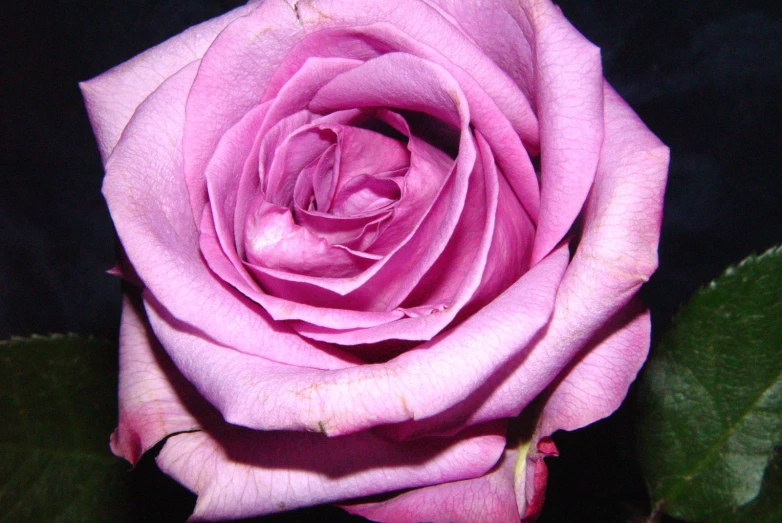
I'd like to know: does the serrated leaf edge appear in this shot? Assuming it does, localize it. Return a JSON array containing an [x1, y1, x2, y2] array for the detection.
[[704, 244, 782, 293]]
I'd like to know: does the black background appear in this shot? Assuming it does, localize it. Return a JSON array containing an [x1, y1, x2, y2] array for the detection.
[[1, 0, 780, 521]]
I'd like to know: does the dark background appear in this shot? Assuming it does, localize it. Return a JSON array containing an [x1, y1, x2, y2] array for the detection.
[[1, 0, 780, 521]]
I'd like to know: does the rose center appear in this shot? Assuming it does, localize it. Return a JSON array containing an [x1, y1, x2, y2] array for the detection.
[[289, 124, 409, 220]]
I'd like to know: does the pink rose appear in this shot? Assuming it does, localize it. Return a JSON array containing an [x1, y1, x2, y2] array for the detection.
[[82, 0, 668, 521]]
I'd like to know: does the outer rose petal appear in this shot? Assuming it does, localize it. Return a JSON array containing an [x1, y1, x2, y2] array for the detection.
[[110, 294, 203, 464], [523, 0, 604, 264], [142, 246, 568, 437], [342, 447, 522, 523], [425, 0, 605, 263], [79, 1, 259, 161], [157, 421, 507, 521], [512, 300, 651, 520], [111, 292, 508, 522], [538, 300, 651, 436], [472, 82, 668, 423], [384, 82, 667, 439]]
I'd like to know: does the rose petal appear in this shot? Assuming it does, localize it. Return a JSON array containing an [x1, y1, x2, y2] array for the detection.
[[110, 294, 203, 465], [143, 246, 567, 436], [342, 446, 522, 523], [113, 294, 507, 522], [243, 199, 379, 277], [264, 125, 335, 207], [239, 109, 315, 258], [102, 62, 357, 369], [157, 421, 507, 521], [525, 0, 605, 264], [288, 123, 408, 222], [326, 125, 410, 213], [200, 217, 405, 329], [511, 301, 650, 519], [421, 0, 536, 93], [407, 82, 668, 432], [293, 130, 510, 346], [79, 1, 259, 161], [287, 0, 539, 148], [201, 102, 270, 292], [294, 207, 396, 250], [311, 52, 463, 127], [538, 299, 651, 436], [259, 56, 364, 144], [182, 0, 306, 221]]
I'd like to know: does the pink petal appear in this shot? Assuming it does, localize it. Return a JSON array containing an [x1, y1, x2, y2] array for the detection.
[[156, 421, 506, 521], [79, 2, 258, 161], [527, 0, 606, 264], [259, 56, 364, 147], [327, 125, 410, 214], [243, 199, 378, 277], [292, 130, 508, 346], [264, 125, 335, 207], [293, 207, 396, 251], [110, 295, 202, 465], [201, 102, 269, 292], [421, 0, 537, 102], [513, 301, 650, 519], [329, 175, 401, 217], [102, 62, 356, 370], [267, 21, 541, 221], [199, 215, 405, 330], [539, 299, 651, 435], [288, 0, 539, 148], [310, 52, 464, 127], [240, 109, 315, 258], [419, 82, 668, 432], [182, 0, 306, 222], [142, 246, 567, 437], [467, 161, 536, 314], [342, 446, 522, 523], [287, 123, 408, 225]]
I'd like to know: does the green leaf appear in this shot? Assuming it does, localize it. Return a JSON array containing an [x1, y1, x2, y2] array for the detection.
[[0, 334, 131, 522], [638, 246, 782, 521]]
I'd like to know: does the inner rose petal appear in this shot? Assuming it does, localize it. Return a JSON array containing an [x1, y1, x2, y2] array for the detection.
[[288, 123, 410, 218], [183, 9, 542, 339], [241, 53, 475, 322], [244, 198, 380, 279], [201, 46, 511, 339], [293, 209, 394, 251], [330, 174, 402, 216], [293, 142, 337, 213], [292, 130, 511, 346]]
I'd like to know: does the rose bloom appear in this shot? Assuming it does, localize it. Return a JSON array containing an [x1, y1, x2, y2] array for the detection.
[[82, 0, 668, 521]]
